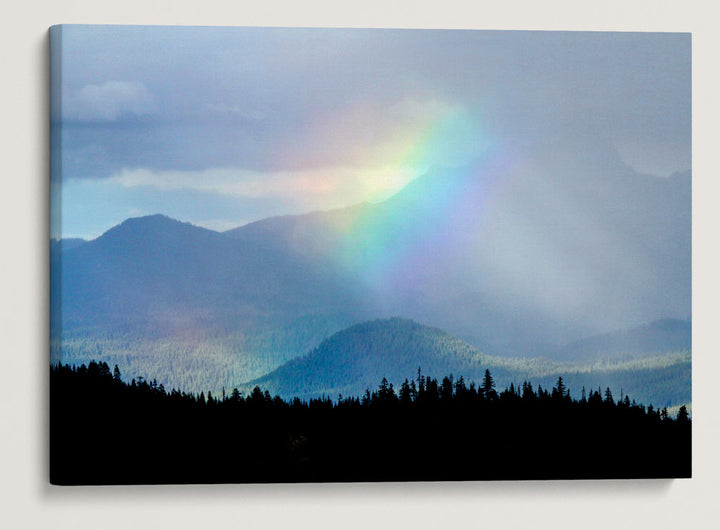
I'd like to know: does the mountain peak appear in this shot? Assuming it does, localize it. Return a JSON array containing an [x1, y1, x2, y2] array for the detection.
[[250, 318, 492, 399], [75, 214, 233, 259], [116, 213, 185, 229], [98, 214, 212, 240]]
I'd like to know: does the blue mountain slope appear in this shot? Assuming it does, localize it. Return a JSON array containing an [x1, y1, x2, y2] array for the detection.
[[58, 214, 365, 332], [53, 140, 691, 397], [248, 318, 690, 408], [248, 317, 501, 399]]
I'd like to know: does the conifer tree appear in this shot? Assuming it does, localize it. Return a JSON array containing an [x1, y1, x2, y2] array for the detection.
[[522, 381, 535, 400], [454, 376, 466, 398], [677, 405, 690, 423], [441, 376, 454, 401], [409, 379, 418, 402], [399, 379, 413, 405], [604, 387, 614, 404], [481, 369, 496, 399]]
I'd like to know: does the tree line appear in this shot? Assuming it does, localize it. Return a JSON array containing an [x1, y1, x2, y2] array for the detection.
[[50, 361, 691, 485]]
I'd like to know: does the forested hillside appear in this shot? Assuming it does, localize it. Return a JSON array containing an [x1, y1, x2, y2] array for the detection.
[[53, 314, 355, 392], [248, 318, 691, 408], [53, 316, 690, 408]]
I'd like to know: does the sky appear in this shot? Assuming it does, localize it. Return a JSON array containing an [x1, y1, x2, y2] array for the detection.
[[50, 26, 691, 239]]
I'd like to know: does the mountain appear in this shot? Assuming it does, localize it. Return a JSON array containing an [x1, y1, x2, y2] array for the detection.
[[224, 202, 373, 263], [57, 214, 365, 332], [247, 318, 691, 408], [247, 317, 508, 399], [58, 141, 691, 353], [558, 318, 691, 360], [53, 214, 367, 390], [222, 143, 690, 351], [53, 138, 691, 397]]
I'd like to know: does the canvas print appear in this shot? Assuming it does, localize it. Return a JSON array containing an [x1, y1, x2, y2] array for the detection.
[[49, 25, 691, 484]]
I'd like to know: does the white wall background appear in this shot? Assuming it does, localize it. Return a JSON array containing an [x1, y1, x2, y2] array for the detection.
[[2, 1, 718, 528]]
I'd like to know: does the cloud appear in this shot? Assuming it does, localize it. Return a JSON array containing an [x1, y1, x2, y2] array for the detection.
[[109, 165, 418, 208], [195, 218, 255, 232], [57, 27, 690, 239], [58, 29, 690, 180], [65, 81, 157, 122]]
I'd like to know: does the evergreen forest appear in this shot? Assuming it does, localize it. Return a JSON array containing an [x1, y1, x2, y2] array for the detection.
[[50, 361, 691, 484]]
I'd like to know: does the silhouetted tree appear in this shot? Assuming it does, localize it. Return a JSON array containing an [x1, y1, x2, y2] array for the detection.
[[425, 377, 439, 403], [440, 376, 454, 401], [50, 363, 691, 484], [454, 376, 467, 399], [677, 405, 690, 423], [481, 369, 496, 400], [377, 377, 397, 405], [399, 379, 413, 405], [361, 389, 371, 407], [522, 381, 535, 400], [409, 380, 418, 402], [604, 387, 614, 405]]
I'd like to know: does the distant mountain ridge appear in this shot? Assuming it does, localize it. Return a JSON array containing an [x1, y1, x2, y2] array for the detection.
[[53, 140, 690, 404], [56, 139, 690, 350], [559, 318, 691, 360], [56, 214, 366, 333], [221, 149, 690, 350]]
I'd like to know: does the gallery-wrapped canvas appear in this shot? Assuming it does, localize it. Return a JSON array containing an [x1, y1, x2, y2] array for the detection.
[[49, 25, 691, 485]]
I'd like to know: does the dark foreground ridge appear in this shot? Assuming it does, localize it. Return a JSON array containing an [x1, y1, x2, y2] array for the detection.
[[50, 362, 691, 485]]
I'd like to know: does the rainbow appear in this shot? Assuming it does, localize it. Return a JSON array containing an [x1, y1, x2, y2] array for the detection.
[[319, 104, 512, 291]]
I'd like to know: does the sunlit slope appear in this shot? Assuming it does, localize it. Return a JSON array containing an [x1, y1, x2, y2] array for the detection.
[[53, 314, 356, 394]]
